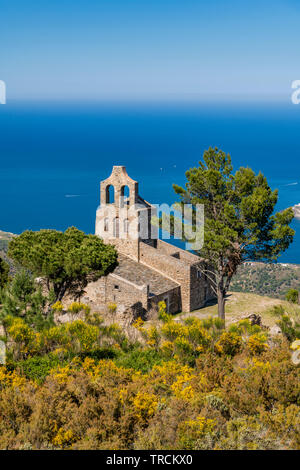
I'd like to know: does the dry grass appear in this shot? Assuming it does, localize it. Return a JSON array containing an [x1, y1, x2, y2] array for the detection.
[[176, 291, 300, 327]]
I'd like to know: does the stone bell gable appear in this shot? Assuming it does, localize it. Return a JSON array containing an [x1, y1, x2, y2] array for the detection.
[[95, 166, 157, 262], [92, 166, 215, 316]]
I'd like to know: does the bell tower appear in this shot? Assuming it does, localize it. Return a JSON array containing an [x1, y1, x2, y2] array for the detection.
[[95, 166, 156, 261]]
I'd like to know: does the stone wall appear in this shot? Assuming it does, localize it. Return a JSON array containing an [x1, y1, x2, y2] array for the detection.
[[139, 241, 215, 312], [148, 286, 182, 314], [83, 273, 148, 320], [139, 241, 192, 311]]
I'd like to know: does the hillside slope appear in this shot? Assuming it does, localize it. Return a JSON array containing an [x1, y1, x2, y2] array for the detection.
[[230, 262, 300, 299], [0, 230, 15, 272]]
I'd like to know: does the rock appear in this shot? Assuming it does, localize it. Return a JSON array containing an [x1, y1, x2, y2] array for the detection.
[[245, 313, 262, 326], [269, 325, 282, 336]]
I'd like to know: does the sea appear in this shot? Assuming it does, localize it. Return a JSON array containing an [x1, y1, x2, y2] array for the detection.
[[1, 100, 300, 263]]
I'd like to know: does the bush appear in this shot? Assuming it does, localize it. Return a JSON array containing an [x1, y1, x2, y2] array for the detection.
[[215, 331, 242, 356], [247, 333, 269, 355], [15, 354, 66, 383], [115, 348, 163, 373], [0, 257, 9, 288], [285, 289, 299, 304], [277, 315, 300, 342]]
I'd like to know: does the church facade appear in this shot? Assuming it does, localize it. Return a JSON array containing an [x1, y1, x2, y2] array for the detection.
[[83, 166, 214, 318]]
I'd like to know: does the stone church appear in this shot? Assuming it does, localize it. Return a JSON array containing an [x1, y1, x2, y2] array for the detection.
[[83, 166, 214, 317]]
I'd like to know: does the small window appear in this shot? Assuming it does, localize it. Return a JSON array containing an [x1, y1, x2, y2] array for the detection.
[[104, 218, 109, 231], [113, 217, 120, 238], [124, 218, 129, 233], [114, 285, 119, 290]]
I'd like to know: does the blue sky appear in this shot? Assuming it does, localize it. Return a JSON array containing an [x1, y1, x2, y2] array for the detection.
[[0, 0, 299, 101]]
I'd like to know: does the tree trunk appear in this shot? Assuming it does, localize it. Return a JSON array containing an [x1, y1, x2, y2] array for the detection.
[[217, 273, 226, 323], [217, 288, 225, 321]]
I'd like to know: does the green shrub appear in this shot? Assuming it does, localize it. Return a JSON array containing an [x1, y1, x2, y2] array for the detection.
[[277, 315, 300, 342], [115, 348, 163, 373], [15, 354, 66, 383], [285, 289, 299, 304]]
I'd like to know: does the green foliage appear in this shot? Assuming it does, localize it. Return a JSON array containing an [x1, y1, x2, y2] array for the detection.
[[14, 354, 66, 384], [8, 227, 118, 302], [269, 305, 285, 317], [277, 314, 300, 342], [285, 289, 299, 304], [231, 263, 300, 299], [0, 270, 54, 331], [228, 318, 261, 336], [0, 256, 9, 288], [158, 301, 172, 323], [115, 348, 163, 373]]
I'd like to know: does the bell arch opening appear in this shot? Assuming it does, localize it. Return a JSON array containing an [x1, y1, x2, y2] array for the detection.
[[106, 185, 115, 204], [120, 185, 130, 207]]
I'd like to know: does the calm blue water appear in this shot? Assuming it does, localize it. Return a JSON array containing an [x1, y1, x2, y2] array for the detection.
[[1, 100, 300, 263]]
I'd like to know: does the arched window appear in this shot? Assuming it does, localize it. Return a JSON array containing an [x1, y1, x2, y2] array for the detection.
[[120, 185, 130, 207], [104, 217, 109, 232], [113, 217, 119, 238], [106, 184, 115, 204], [124, 218, 129, 233]]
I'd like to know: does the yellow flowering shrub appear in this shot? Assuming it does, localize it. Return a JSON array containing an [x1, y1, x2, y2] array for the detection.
[[0, 367, 27, 390], [247, 333, 269, 355], [0, 303, 299, 450], [183, 317, 213, 349], [51, 301, 64, 312], [107, 302, 117, 314], [132, 391, 158, 422], [174, 336, 194, 357], [179, 416, 216, 449], [161, 321, 188, 341], [158, 301, 172, 323], [53, 428, 76, 449], [170, 371, 196, 400], [6, 318, 36, 358], [161, 340, 174, 357], [146, 326, 160, 349], [291, 339, 300, 351], [150, 361, 194, 386], [50, 365, 72, 384], [133, 317, 144, 329], [246, 357, 271, 374], [66, 320, 99, 352], [67, 302, 90, 314], [215, 331, 242, 356]]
